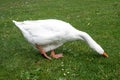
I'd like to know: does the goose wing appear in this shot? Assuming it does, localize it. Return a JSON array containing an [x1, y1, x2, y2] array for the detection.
[[14, 19, 71, 45]]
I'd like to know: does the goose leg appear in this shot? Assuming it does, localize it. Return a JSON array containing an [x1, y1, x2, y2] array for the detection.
[[50, 50, 63, 59], [35, 44, 51, 60]]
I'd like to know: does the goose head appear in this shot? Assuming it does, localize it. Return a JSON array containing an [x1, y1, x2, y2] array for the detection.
[[102, 52, 109, 57], [76, 31, 109, 58]]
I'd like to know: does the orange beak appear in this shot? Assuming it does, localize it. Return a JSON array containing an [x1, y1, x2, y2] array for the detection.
[[102, 52, 109, 57]]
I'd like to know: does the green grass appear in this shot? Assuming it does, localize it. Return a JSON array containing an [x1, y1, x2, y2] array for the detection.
[[0, 0, 120, 80]]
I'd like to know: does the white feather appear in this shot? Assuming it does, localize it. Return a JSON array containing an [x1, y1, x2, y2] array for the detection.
[[13, 19, 104, 54]]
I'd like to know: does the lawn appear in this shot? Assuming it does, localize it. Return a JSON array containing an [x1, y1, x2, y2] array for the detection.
[[0, 0, 120, 80]]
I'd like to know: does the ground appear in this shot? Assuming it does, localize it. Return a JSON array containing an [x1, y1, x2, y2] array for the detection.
[[0, 0, 120, 80]]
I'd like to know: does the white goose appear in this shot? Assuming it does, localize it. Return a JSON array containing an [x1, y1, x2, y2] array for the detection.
[[13, 19, 108, 59]]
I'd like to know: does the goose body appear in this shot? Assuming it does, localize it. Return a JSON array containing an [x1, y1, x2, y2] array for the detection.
[[13, 19, 108, 59]]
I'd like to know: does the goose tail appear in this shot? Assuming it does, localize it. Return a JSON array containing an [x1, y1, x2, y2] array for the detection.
[[12, 20, 17, 24], [12, 20, 25, 30], [12, 20, 22, 27], [12, 20, 27, 35]]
